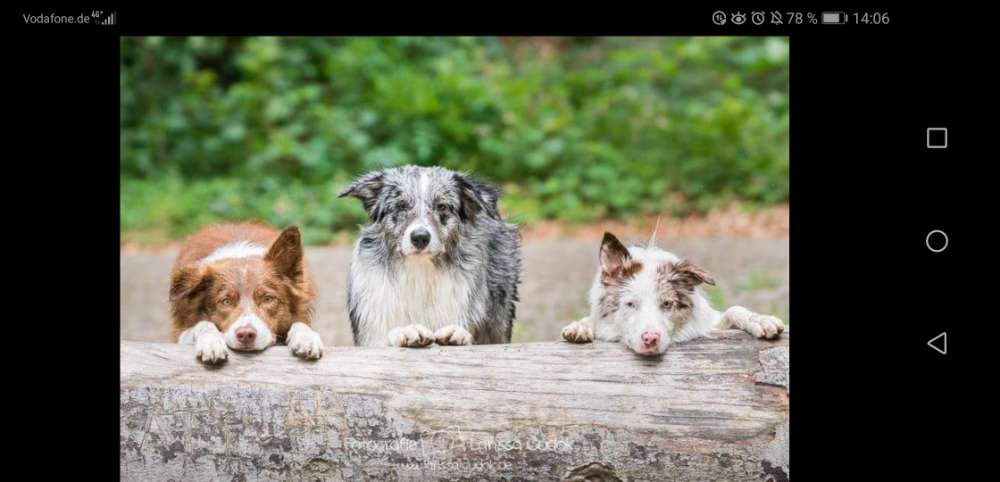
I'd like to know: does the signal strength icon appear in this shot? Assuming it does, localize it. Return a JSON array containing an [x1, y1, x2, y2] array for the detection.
[[98, 11, 116, 26]]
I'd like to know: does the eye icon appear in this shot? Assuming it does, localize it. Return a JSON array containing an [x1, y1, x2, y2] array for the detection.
[[731, 12, 747, 25]]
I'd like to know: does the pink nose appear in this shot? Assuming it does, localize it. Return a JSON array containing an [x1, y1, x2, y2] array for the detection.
[[641, 332, 660, 348], [235, 326, 257, 345]]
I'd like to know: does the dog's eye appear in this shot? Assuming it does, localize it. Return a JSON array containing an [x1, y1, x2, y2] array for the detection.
[[395, 201, 410, 211], [661, 301, 673, 310], [436, 203, 449, 212], [624, 301, 636, 309], [263, 295, 275, 304], [221, 297, 232, 306]]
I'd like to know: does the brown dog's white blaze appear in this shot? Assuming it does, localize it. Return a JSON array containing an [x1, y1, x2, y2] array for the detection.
[[169, 222, 321, 362]]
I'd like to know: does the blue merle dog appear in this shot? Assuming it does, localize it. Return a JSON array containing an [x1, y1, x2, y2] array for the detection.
[[338, 166, 521, 347]]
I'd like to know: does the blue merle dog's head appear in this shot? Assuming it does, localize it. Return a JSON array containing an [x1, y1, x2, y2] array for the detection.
[[338, 166, 502, 259]]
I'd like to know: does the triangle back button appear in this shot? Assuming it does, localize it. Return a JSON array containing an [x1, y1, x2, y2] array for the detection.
[[927, 332, 947, 355]]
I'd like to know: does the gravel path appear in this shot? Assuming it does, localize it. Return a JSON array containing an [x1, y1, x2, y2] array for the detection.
[[121, 238, 788, 346]]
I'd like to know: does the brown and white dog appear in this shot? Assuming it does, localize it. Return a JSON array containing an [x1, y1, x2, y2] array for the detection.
[[562, 232, 784, 356], [169, 222, 323, 364]]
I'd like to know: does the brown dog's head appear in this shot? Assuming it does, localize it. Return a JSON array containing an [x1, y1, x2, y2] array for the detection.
[[169, 226, 310, 351]]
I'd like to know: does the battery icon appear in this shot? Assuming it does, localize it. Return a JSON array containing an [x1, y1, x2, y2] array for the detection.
[[822, 11, 847, 24]]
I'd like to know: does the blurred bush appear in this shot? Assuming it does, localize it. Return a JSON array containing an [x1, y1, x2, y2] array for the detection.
[[121, 37, 788, 245]]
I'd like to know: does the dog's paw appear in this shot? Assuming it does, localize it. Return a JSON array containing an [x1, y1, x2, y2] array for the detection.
[[433, 325, 473, 346], [561, 320, 594, 343], [387, 324, 435, 348], [196, 334, 229, 364], [288, 329, 324, 360], [743, 314, 785, 340]]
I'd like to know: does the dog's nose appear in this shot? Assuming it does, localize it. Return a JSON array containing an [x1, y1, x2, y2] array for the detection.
[[236, 326, 257, 345], [641, 331, 660, 348], [410, 228, 431, 250]]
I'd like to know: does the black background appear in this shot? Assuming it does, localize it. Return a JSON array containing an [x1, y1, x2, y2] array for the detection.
[[10, 5, 989, 478]]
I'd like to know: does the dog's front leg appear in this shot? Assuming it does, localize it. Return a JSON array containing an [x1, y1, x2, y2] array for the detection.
[[562, 316, 622, 343], [287, 322, 324, 360], [386, 324, 435, 348], [717, 306, 784, 340], [433, 325, 473, 346], [177, 321, 229, 364]]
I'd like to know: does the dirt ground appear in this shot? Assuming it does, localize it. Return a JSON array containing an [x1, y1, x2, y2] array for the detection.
[[121, 237, 789, 346]]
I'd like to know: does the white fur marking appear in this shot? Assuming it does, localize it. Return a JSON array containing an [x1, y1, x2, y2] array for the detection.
[[221, 311, 274, 351], [200, 241, 266, 265], [419, 171, 431, 204], [351, 251, 473, 347], [400, 171, 444, 256]]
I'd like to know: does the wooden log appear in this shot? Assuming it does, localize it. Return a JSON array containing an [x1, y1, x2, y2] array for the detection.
[[120, 330, 789, 481]]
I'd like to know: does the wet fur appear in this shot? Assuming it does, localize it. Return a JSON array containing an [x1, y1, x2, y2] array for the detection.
[[340, 166, 521, 347]]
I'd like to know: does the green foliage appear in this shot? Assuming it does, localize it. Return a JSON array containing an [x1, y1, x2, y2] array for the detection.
[[121, 37, 788, 243], [741, 269, 783, 291]]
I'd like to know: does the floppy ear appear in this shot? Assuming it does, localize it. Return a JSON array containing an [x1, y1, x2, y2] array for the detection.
[[265, 226, 305, 282], [599, 232, 634, 278], [169, 266, 213, 302], [338, 171, 385, 215], [670, 259, 716, 290], [454, 173, 501, 221]]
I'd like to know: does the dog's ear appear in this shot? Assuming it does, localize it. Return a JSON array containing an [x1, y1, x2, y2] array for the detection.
[[338, 171, 385, 215], [599, 232, 637, 281], [265, 226, 305, 282], [169, 266, 214, 302], [454, 173, 501, 221], [669, 259, 716, 290]]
